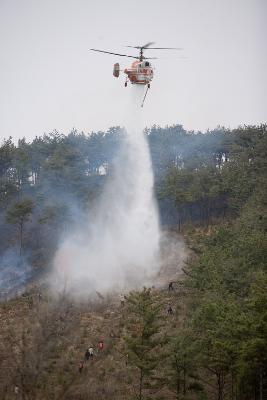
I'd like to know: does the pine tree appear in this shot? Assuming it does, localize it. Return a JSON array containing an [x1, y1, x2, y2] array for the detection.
[[6, 199, 34, 256], [124, 288, 163, 400]]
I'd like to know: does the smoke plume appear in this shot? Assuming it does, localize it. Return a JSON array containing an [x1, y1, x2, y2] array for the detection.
[[51, 86, 160, 297], [0, 249, 32, 300]]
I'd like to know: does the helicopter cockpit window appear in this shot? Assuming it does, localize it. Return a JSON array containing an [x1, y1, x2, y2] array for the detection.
[[145, 61, 150, 67]]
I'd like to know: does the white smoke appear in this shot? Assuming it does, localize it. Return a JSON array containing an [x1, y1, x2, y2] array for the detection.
[[50, 86, 160, 297]]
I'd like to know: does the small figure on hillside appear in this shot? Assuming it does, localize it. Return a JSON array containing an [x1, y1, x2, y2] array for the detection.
[[167, 304, 174, 315], [125, 353, 129, 366], [119, 294, 125, 307], [88, 346, 94, 357], [78, 361, 84, 373], [28, 296, 33, 309], [110, 330, 115, 338], [98, 340, 104, 350], [168, 282, 174, 291], [14, 386, 19, 396], [85, 349, 90, 361]]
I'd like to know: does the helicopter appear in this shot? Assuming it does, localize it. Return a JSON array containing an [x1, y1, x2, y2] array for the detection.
[[90, 42, 182, 106]]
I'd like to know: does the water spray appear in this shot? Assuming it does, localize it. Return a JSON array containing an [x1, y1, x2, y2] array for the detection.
[[51, 86, 160, 298]]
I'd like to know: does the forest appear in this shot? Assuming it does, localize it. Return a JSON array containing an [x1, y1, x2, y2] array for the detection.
[[0, 124, 266, 399]]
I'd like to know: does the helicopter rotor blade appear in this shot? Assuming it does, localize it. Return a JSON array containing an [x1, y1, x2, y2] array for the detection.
[[141, 42, 155, 49], [90, 49, 138, 59], [126, 42, 155, 50], [145, 47, 183, 50]]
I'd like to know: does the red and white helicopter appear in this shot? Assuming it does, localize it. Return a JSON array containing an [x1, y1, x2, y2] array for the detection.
[[90, 42, 182, 106]]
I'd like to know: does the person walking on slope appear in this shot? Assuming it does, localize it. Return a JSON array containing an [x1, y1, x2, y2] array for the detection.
[[168, 282, 174, 291], [119, 294, 125, 307], [98, 340, 104, 351], [78, 361, 84, 373], [167, 304, 173, 315], [88, 346, 94, 357], [85, 348, 90, 361]]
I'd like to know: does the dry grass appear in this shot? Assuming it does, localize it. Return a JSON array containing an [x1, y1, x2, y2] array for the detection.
[[0, 232, 190, 400]]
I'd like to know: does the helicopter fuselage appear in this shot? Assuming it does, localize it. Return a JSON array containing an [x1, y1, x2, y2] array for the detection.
[[124, 60, 153, 85]]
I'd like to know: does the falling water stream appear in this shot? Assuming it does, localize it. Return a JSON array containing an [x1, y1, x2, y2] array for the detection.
[[52, 86, 160, 297]]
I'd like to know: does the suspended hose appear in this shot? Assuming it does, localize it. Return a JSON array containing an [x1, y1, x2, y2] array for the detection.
[[141, 85, 149, 108]]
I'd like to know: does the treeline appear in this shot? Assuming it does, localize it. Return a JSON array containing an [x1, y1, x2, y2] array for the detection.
[[160, 124, 267, 225], [0, 124, 266, 282], [0, 127, 124, 288]]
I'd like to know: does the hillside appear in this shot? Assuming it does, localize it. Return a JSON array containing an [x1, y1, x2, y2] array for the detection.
[[0, 124, 266, 399], [0, 232, 190, 400]]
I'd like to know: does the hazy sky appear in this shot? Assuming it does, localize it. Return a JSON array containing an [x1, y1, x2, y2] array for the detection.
[[0, 0, 266, 141]]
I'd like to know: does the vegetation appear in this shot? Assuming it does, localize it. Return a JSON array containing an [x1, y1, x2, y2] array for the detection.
[[0, 124, 266, 399], [124, 288, 163, 400], [6, 199, 34, 256]]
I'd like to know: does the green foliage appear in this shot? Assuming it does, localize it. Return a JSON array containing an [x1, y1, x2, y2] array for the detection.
[[166, 330, 205, 399], [124, 288, 163, 399], [6, 199, 34, 255], [184, 167, 267, 398], [6, 199, 34, 225], [161, 124, 267, 225]]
